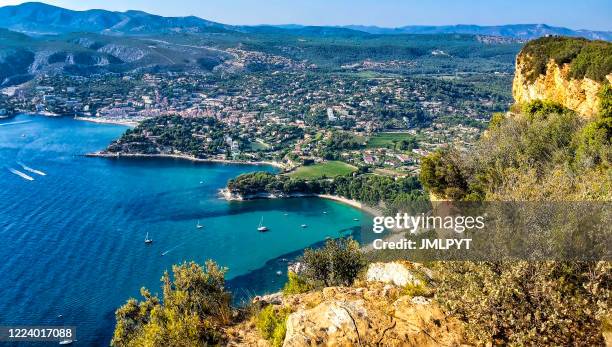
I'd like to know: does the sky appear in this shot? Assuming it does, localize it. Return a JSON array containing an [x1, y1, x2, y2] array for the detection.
[[1, 0, 611, 31]]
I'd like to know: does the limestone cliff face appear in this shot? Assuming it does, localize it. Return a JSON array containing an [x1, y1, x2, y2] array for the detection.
[[513, 54, 611, 118]]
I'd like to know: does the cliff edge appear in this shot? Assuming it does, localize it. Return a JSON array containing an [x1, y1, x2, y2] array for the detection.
[[512, 36, 611, 117]]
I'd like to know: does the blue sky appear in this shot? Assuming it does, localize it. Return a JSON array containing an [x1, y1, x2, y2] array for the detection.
[[2, 0, 611, 30]]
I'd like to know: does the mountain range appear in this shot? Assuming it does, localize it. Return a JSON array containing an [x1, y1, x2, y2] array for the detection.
[[1, 2, 611, 40], [344, 24, 612, 41]]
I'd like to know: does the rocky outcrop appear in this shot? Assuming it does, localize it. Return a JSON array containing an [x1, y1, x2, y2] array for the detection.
[[365, 261, 425, 287], [282, 285, 464, 347], [226, 262, 464, 347], [513, 52, 611, 118]]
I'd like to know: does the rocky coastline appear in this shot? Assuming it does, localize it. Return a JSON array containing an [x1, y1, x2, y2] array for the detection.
[[86, 151, 286, 169]]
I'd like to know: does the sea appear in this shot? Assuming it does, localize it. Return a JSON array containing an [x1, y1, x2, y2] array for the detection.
[[0, 115, 370, 346]]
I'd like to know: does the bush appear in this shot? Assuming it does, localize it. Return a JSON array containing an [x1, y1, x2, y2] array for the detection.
[[521, 99, 568, 120], [112, 260, 231, 346], [419, 149, 469, 200], [487, 112, 505, 130], [256, 305, 292, 347], [401, 281, 432, 298], [301, 238, 365, 287], [599, 84, 612, 119], [575, 117, 612, 168], [283, 272, 313, 295], [435, 261, 611, 346]]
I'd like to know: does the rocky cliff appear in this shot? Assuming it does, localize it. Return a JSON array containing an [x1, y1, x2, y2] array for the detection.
[[226, 262, 465, 347], [512, 37, 612, 118]]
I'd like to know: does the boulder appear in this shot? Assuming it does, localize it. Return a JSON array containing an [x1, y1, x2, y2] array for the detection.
[[366, 261, 421, 287]]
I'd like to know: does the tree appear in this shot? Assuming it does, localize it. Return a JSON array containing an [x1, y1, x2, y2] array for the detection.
[[419, 149, 469, 200], [112, 261, 231, 347], [301, 238, 365, 287]]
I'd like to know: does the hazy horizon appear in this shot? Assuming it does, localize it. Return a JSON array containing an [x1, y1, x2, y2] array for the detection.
[[0, 0, 611, 31]]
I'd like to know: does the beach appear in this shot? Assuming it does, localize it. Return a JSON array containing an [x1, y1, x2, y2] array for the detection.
[[74, 116, 139, 127]]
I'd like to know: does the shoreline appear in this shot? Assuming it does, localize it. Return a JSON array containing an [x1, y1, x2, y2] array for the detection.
[[315, 194, 382, 216], [86, 151, 286, 169], [219, 188, 382, 216], [74, 116, 139, 127]]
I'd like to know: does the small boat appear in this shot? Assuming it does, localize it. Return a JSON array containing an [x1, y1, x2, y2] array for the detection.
[[353, 218, 359, 221], [59, 340, 73, 345], [323, 211, 328, 214], [301, 224, 308, 228], [276, 271, 282, 276], [144, 232, 153, 244], [284, 213, 288, 216], [196, 220, 203, 229], [257, 217, 269, 232]]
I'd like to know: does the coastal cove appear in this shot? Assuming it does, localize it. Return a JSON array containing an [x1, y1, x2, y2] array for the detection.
[[0, 114, 371, 346]]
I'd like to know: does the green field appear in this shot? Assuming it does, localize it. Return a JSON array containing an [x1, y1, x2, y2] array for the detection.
[[287, 161, 357, 179], [366, 132, 419, 149], [249, 140, 270, 151]]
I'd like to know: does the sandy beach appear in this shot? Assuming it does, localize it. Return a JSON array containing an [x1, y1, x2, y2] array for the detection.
[[74, 117, 139, 127], [315, 194, 382, 216]]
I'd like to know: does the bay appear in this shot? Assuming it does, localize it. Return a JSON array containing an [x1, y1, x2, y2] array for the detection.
[[0, 115, 368, 345]]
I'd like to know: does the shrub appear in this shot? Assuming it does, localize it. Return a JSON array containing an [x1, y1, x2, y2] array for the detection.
[[256, 305, 292, 347], [419, 149, 469, 200], [401, 281, 432, 298], [435, 261, 611, 346], [599, 84, 612, 119], [487, 112, 505, 130], [301, 238, 365, 287], [521, 99, 568, 120], [283, 272, 313, 295], [112, 260, 231, 346], [575, 117, 612, 168]]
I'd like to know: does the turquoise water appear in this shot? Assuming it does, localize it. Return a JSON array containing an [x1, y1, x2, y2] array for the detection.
[[0, 115, 368, 345]]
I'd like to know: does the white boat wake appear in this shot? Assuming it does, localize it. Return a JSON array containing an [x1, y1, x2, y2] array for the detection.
[[9, 168, 34, 181], [0, 120, 32, 126], [17, 162, 46, 176], [161, 243, 184, 256]]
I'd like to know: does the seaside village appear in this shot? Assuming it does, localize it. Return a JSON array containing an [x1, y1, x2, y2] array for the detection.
[[2, 67, 499, 175]]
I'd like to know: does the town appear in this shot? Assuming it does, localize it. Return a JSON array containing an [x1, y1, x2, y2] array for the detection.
[[2, 61, 510, 177]]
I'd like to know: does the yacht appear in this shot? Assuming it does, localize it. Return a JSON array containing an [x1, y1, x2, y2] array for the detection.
[[144, 232, 153, 244], [257, 217, 269, 232]]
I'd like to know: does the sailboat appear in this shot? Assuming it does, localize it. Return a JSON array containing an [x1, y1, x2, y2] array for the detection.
[[257, 217, 269, 232], [144, 232, 153, 244], [196, 220, 203, 229]]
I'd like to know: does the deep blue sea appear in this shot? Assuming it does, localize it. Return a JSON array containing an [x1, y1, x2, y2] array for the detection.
[[0, 115, 368, 346]]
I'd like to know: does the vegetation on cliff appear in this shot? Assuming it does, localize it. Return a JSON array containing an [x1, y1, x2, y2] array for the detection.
[[419, 97, 611, 201], [521, 36, 612, 83], [112, 261, 232, 347], [419, 88, 611, 344]]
